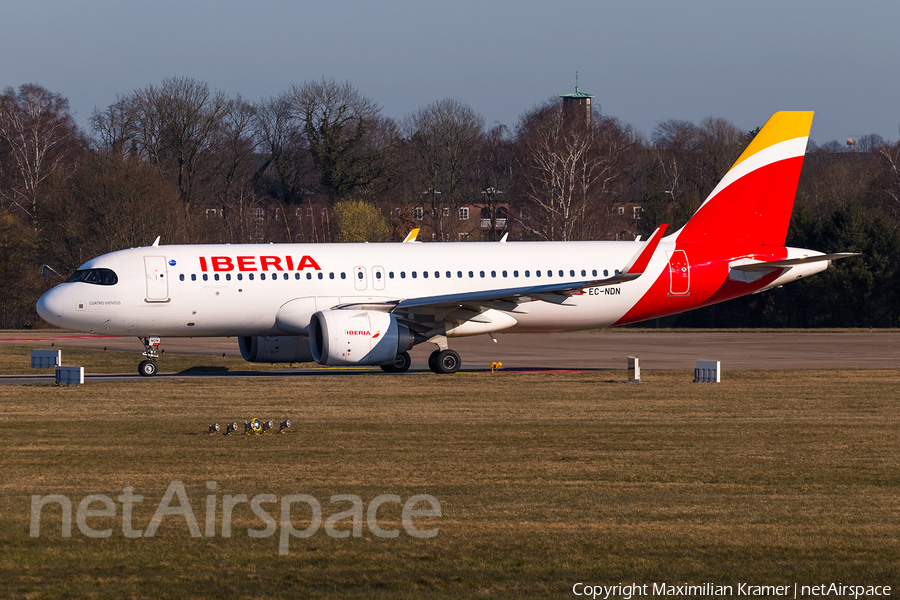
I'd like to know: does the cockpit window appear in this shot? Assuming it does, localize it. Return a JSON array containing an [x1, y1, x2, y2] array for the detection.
[[67, 268, 118, 286]]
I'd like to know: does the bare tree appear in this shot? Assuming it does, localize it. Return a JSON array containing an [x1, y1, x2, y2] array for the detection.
[[0, 84, 84, 224], [128, 77, 230, 212], [254, 92, 316, 205], [40, 153, 185, 271], [514, 101, 635, 241], [89, 94, 138, 158], [872, 140, 900, 212], [289, 79, 392, 202], [474, 123, 514, 240], [402, 98, 484, 241], [205, 96, 262, 243]]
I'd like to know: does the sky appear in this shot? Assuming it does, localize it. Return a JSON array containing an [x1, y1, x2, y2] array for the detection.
[[2, 0, 899, 145]]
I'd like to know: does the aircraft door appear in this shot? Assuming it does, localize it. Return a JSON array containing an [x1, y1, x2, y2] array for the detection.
[[372, 266, 385, 291], [353, 266, 367, 291], [667, 250, 690, 296], [144, 256, 170, 301]]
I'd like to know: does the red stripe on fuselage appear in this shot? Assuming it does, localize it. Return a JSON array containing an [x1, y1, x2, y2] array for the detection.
[[615, 243, 788, 326]]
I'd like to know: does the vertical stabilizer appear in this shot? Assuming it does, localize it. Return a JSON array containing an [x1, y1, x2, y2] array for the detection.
[[675, 111, 814, 246]]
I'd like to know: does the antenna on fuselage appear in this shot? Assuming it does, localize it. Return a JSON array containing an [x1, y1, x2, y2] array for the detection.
[[152, 236, 160, 247]]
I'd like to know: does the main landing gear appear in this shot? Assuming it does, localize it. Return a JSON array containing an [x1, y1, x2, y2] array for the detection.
[[138, 336, 161, 377], [380, 348, 462, 374], [428, 349, 461, 375]]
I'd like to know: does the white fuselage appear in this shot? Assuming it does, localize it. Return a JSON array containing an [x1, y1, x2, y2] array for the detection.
[[37, 240, 662, 338]]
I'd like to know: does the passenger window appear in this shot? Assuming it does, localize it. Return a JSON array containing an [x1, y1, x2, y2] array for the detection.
[[491, 271, 496, 277], [226, 274, 232, 281], [284, 273, 289, 280], [249, 274, 254, 281], [203, 274, 208, 281], [423, 271, 428, 278], [457, 271, 462, 278], [238, 274, 243, 281], [559, 270, 564, 277], [603, 270, 608, 277], [389, 272, 394, 279], [434, 271, 439, 278], [514, 270, 519, 277], [480, 271, 485, 278], [446, 271, 451, 278], [594, 270, 599, 277], [214, 274, 220, 281], [536, 270, 541, 278], [357, 272, 363, 279], [412, 272, 417, 279], [261, 273, 266, 281], [295, 273, 300, 280], [191, 274, 196, 281], [468, 271, 474, 278], [179, 274, 185, 281], [341, 273, 346, 279], [329, 273, 334, 279], [307, 273, 312, 280], [525, 270, 530, 277], [581, 270, 586, 277], [502, 270, 508, 277], [318, 273, 324, 280]]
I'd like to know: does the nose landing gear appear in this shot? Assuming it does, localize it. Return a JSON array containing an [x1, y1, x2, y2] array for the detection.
[[138, 336, 161, 377]]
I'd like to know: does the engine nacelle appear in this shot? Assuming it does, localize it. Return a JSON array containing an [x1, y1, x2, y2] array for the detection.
[[309, 309, 417, 366], [239, 335, 313, 363]]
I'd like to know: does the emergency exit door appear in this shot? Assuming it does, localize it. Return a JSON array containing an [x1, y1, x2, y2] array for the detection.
[[667, 250, 690, 296]]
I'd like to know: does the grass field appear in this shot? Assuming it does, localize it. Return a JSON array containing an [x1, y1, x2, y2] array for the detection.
[[1, 346, 899, 598]]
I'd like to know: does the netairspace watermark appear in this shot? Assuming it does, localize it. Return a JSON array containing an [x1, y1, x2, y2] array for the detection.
[[30, 481, 441, 555], [572, 582, 892, 599]]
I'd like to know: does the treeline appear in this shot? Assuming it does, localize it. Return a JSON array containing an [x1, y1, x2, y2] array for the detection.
[[1, 78, 899, 328]]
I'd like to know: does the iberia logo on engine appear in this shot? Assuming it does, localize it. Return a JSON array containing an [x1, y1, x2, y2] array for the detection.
[[345, 330, 381, 338]]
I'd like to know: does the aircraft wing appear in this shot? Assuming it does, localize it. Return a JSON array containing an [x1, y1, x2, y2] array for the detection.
[[336, 224, 668, 318]]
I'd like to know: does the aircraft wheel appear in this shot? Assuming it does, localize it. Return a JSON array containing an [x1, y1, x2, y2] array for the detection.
[[138, 360, 158, 377], [434, 349, 461, 374], [381, 352, 411, 373], [428, 350, 441, 373]]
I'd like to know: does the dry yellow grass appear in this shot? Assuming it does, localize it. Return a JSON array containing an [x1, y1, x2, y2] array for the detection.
[[1, 361, 898, 598]]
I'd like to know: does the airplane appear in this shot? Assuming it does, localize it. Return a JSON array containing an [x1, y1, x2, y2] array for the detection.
[[36, 111, 855, 376]]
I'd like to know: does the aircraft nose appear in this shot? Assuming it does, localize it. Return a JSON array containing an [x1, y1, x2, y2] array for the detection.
[[36, 287, 65, 327]]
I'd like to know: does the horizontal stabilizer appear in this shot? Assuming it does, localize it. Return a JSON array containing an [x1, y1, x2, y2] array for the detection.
[[730, 253, 859, 272]]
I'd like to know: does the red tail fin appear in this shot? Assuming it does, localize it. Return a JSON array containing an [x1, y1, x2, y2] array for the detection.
[[675, 111, 814, 246]]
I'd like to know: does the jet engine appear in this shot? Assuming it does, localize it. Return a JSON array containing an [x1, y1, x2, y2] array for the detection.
[[239, 335, 313, 363], [309, 309, 419, 366]]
